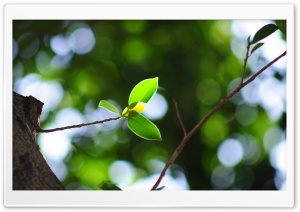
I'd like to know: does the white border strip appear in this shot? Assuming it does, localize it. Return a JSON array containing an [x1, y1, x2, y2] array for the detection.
[[4, 190, 294, 207], [5, 4, 291, 20]]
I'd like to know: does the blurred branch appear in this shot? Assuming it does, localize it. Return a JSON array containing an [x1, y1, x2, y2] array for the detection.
[[151, 50, 287, 191], [173, 99, 187, 136], [37, 117, 121, 133]]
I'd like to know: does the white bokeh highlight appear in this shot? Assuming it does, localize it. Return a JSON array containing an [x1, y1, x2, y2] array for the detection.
[[217, 138, 244, 167], [69, 27, 96, 55], [109, 160, 136, 187]]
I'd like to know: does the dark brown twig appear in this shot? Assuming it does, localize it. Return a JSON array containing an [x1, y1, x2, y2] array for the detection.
[[151, 50, 287, 190], [37, 116, 122, 133], [173, 99, 187, 136]]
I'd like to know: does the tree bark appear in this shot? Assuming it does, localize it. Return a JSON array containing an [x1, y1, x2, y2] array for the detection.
[[13, 92, 65, 190]]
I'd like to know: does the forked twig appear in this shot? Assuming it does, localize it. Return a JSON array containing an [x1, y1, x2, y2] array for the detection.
[[151, 50, 287, 190]]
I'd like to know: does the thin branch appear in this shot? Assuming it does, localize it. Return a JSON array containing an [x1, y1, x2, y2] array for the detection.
[[240, 37, 251, 84], [37, 116, 122, 133], [151, 50, 287, 190], [173, 99, 187, 136]]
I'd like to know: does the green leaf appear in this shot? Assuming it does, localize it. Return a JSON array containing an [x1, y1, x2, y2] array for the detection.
[[99, 181, 122, 190], [127, 114, 162, 140], [251, 24, 279, 44], [129, 77, 158, 105], [250, 42, 264, 55], [121, 102, 147, 118], [275, 20, 286, 35], [98, 100, 120, 114]]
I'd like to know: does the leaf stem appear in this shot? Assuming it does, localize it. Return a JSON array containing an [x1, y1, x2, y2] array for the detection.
[[37, 116, 122, 133], [151, 50, 287, 190]]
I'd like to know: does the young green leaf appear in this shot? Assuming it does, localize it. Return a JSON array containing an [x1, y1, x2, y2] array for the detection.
[[127, 114, 162, 141], [129, 77, 158, 105], [250, 42, 264, 55], [98, 100, 120, 114], [122, 102, 146, 118], [251, 24, 279, 44]]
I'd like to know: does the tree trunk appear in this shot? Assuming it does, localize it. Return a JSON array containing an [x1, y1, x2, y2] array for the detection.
[[13, 92, 65, 190]]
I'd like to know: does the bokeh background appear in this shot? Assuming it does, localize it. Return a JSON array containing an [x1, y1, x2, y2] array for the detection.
[[13, 20, 287, 190]]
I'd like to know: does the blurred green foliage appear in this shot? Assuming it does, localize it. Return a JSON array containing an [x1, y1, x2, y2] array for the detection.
[[13, 20, 286, 190]]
